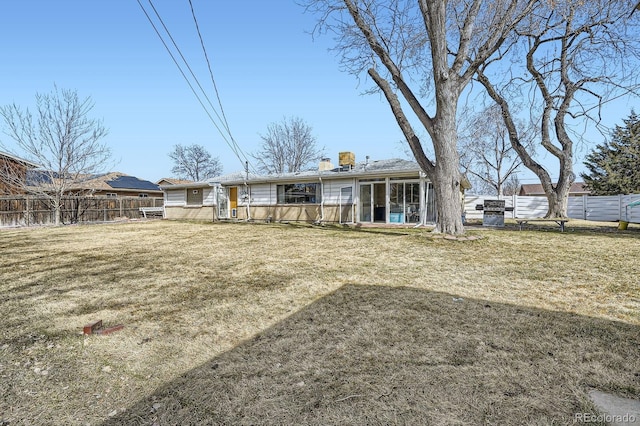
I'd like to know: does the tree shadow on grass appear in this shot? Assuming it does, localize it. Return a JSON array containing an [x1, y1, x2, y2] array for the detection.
[[102, 284, 640, 426]]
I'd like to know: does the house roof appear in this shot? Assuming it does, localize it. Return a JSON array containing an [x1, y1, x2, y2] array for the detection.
[[161, 158, 471, 190], [106, 175, 161, 191], [219, 158, 424, 184], [156, 177, 194, 185], [0, 151, 41, 168], [518, 182, 590, 196], [66, 172, 161, 193], [161, 158, 426, 190]]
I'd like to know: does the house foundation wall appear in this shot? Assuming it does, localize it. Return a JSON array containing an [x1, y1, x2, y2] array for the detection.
[[164, 206, 215, 221], [230, 204, 354, 223]]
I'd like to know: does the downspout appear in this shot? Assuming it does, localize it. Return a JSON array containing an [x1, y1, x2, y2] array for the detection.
[[415, 173, 427, 228], [244, 182, 251, 221], [269, 181, 272, 221], [318, 174, 325, 224], [244, 161, 251, 221], [213, 185, 217, 223]]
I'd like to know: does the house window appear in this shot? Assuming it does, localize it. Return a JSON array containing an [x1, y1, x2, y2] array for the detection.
[[390, 181, 420, 223], [186, 188, 203, 206], [105, 193, 117, 197], [277, 183, 321, 204]]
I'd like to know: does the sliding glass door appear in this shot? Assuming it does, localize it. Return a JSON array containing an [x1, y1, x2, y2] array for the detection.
[[359, 181, 386, 223]]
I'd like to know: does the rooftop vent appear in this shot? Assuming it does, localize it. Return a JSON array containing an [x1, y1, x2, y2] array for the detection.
[[339, 151, 355, 170]]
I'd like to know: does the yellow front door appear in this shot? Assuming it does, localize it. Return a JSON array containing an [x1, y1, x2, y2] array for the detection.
[[229, 187, 238, 217]]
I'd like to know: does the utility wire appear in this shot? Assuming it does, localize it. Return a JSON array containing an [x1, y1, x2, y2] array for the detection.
[[188, 0, 231, 137], [146, 0, 229, 136], [187, 0, 256, 174], [136, 0, 251, 171], [145, 0, 246, 164]]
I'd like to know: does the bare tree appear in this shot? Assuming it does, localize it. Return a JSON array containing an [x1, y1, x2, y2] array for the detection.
[[303, 0, 536, 234], [169, 144, 222, 181], [459, 104, 532, 196], [0, 86, 110, 226], [477, 0, 640, 217], [253, 116, 324, 174], [502, 174, 521, 196]]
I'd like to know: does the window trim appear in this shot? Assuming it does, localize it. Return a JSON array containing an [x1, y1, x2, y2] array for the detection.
[[276, 182, 321, 204]]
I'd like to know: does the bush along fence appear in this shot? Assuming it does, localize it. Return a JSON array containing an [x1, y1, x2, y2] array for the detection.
[[464, 194, 640, 223], [0, 196, 164, 227]]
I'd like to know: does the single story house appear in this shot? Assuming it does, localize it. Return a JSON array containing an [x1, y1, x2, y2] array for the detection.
[[518, 182, 590, 197], [161, 153, 470, 225], [0, 151, 40, 195]]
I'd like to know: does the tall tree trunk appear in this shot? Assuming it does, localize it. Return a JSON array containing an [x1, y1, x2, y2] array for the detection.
[[54, 192, 62, 226], [432, 152, 464, 234], [543, 160, 574, 218], [431, 91, 463, 235], [545, 191, 567, 218]]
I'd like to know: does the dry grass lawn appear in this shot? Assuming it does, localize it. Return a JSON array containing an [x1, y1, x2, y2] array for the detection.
[[1, 220, 639, 425]]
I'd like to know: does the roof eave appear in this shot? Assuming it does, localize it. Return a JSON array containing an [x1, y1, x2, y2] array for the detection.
[[160, 182, 216, 190], [216, 168, 425, 186]]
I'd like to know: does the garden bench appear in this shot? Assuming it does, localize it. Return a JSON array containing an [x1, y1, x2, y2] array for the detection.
[[139, 206, 164, 219], [515, 218, 569, 232]]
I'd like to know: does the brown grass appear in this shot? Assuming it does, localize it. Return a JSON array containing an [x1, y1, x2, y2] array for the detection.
[[1, 220, 639, 425]]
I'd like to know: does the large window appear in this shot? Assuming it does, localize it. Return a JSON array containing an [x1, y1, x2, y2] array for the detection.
[[277, 183, 321, 204], [390, 181, 420, 223], [186, 188, 203, 206]]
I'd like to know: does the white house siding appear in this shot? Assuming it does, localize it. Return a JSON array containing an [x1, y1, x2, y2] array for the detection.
[[203, 187, 216, 206], [239, 183, 272, 206], [165, 189, 186, 206], [322, 179, 355, 205]]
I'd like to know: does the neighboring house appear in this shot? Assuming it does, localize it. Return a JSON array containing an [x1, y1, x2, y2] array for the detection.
[[0, 151, 40, 195], [161, 153, 471, 225], [156, 178, 194, 186], [66, 172, 163, 197], [518, 182, 591, 197]]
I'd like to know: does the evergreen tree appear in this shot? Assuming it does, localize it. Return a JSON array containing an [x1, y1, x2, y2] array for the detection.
[[581, 111, 640, 195]]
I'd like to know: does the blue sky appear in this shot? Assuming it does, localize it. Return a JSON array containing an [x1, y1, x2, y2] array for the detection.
[[0, 1, 636, 184]]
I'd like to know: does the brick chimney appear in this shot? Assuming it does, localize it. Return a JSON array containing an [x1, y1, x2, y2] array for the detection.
[[319, 157, 333, 171]]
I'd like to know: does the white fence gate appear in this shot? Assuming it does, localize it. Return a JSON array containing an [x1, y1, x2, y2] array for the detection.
[[464, 194, 640, 223]]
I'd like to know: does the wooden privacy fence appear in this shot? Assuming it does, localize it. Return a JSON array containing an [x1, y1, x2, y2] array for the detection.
[[0, 196, 164, 227]]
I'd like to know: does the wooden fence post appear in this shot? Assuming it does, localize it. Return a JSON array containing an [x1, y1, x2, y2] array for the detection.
[[25, 195, 30, 227]]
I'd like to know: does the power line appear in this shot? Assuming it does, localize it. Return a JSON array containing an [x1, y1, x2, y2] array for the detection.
[[136, 0, 254, 173], [187, 0, 231, 136], [186, 0, 256, 173]]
